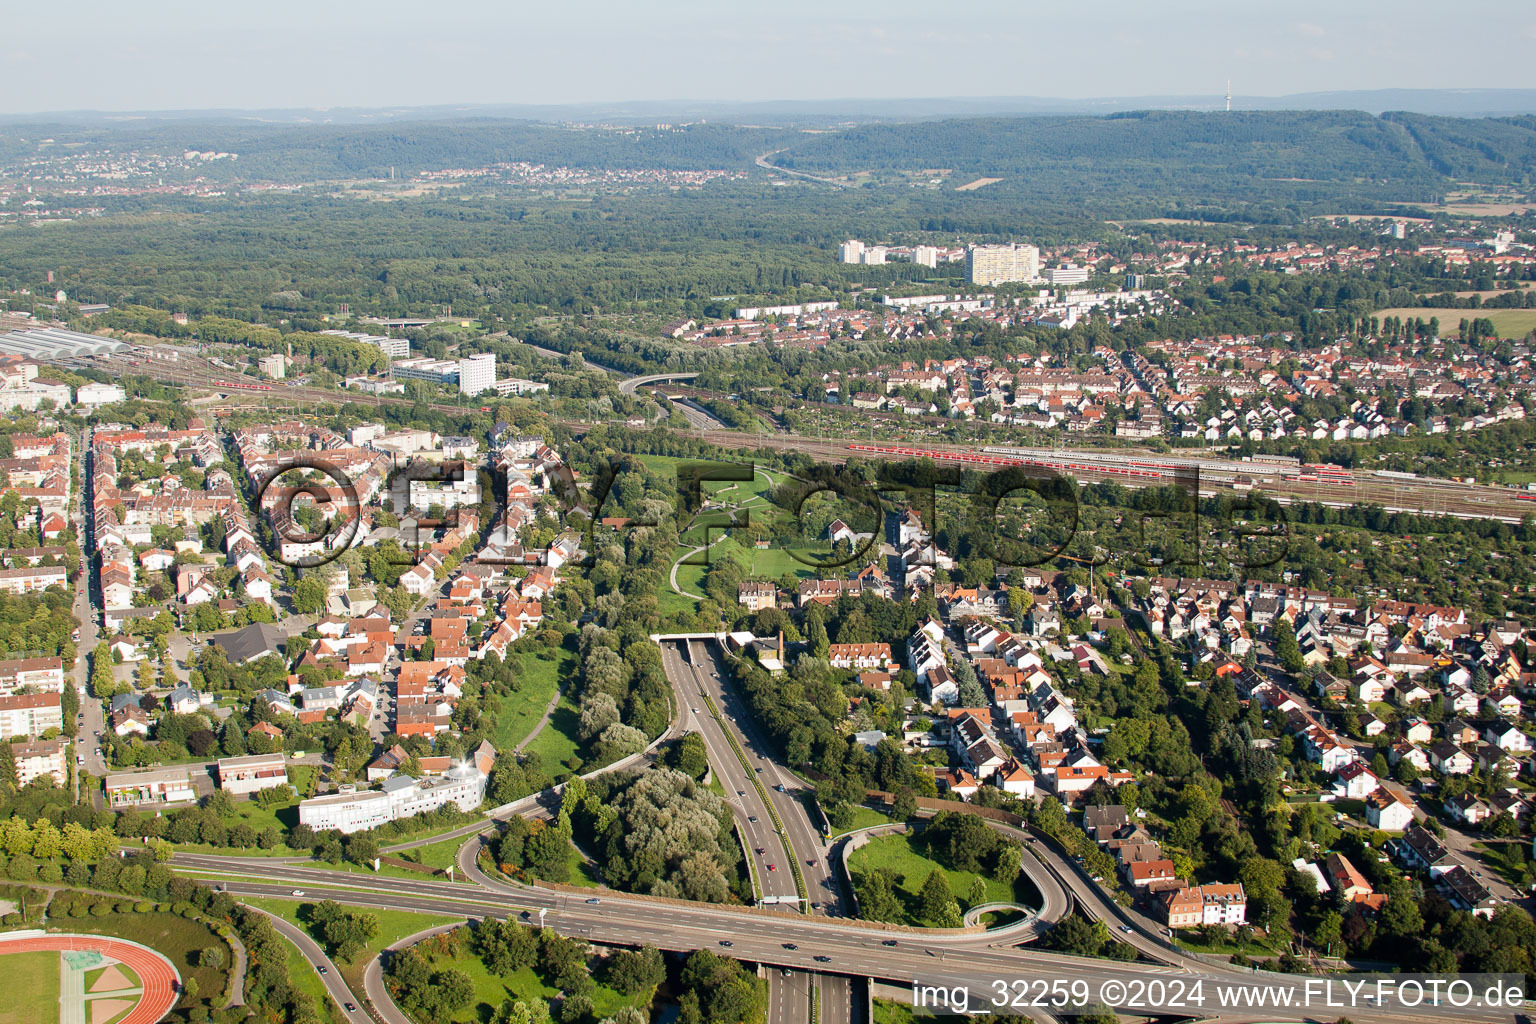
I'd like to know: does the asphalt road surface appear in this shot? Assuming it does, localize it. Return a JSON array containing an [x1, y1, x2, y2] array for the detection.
[[684, 639, 845, 915], [246, 906, 369, 1021], [175, 856, 1493, 1024], [661, 640, 800, 906]]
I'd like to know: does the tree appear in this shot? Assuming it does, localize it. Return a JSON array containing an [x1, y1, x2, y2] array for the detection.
[[605, 945, 664, 996], [293, 577, 326, 615], [667, 732, 710, 780], [918, 868, 961, 927], [308, 901, 380, 963], [433, 968, 475, 1011], [967, 875, 988, 907]]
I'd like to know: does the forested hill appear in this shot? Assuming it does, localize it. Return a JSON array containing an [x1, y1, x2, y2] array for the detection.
[[767, 110, 1536, 188], [0, 120, 799, 180], [5, 109, 1536, 189]]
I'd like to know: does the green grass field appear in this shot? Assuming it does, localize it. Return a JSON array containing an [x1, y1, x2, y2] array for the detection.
[[241, 896, 463, 1011], [398, 834, 474, 873], [521, 690, 583, 771], [405, 934, 652, 1024], [872, 997, 941, 1023], [0, 950, 59, 1024], [275, 938, 341, 1024], [848, 832, 1037, 927], [67, 912, 228, 1016], [1374, 307, 1536, 339], [487, 647, 573, 753]]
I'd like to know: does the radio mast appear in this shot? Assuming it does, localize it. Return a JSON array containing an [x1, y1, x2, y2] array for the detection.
[[1226, 80, 1232, 112]]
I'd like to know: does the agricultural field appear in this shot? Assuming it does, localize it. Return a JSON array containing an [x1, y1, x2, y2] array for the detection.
[[1373, 307, 1536, 339]]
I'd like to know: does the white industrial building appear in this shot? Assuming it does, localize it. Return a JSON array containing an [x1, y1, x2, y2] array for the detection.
[[322, 329, 410, 360], [0, 326, 129, 360], [216, 752, 290, 795], [76, 382, 127, 407], [297, 760, 489, 834]]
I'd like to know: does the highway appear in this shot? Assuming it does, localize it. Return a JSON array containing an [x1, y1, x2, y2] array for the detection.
[[661, 640, 800, 906], [172, 856, 1499, 1024], [671, 639, 835, 1024], [685, 639, 844, 915]]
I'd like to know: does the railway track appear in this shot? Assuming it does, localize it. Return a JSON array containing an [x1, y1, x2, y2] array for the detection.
[[89, 352, 1531, 523]]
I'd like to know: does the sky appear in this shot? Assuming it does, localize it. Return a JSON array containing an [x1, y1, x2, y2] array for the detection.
[[8, 0, 1536, 114]]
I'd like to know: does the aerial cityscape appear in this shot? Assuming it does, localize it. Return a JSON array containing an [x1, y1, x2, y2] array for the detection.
[[0, 4, 1535, 1024]]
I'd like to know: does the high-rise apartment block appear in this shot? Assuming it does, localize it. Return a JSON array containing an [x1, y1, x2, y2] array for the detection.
[[457, 353, 497, 396], [965, 243, 1040, 286]]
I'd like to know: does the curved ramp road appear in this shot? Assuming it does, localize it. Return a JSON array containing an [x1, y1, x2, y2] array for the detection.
[[245, 907, 370, 1021], [174, 853, 1506, 1024]]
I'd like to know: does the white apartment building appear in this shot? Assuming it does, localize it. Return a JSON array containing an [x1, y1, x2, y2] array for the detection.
[[457, 353, 497, 396], [0, 692, 63, 739], [966, 243, 1040, 286], [0, 656, 66, 695], [13, 738, 67, 786], [839, 240, 865, 263]]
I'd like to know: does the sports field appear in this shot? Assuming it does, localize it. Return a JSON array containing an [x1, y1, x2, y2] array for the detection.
[[0, 949, 59, 1024]]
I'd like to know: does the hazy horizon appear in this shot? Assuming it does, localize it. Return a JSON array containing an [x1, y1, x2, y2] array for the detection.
[[5, 0, 1534, 116]]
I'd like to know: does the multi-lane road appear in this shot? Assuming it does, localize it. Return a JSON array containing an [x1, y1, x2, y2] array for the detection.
[[162, 634, 1506, 1024], [174, 852, 1502, 1024]]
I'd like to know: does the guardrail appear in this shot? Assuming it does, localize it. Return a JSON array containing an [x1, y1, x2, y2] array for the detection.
[[699, 689, 808, 910]]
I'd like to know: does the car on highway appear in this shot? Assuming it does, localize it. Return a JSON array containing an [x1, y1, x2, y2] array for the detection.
[[344, 1004, 356, 1013], [585, 898, 601, 904], [737, 790, 745, 796], [291, 890, 306, 897], [782, 943, 797, 950], [754, 767, 762, 773], [813, 955, 831, 963], [881, 940, 898, 947], [754, 847, 764, 854], [806, 859, 814, 866], [1120, 925, 1132, 934], [719, 940, 733, 947], [775, 784, 786, 792], [747, 816, 758, 823], [318, 966, 327, 975]]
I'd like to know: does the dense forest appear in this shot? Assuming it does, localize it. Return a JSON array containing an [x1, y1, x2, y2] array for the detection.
[[770, 110, 1536, 192]]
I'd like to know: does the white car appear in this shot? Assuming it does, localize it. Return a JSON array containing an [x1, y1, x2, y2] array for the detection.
[[291, 890, 306, 897]]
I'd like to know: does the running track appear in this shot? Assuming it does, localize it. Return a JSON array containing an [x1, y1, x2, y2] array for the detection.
[[0, 933, 180, 1024]]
